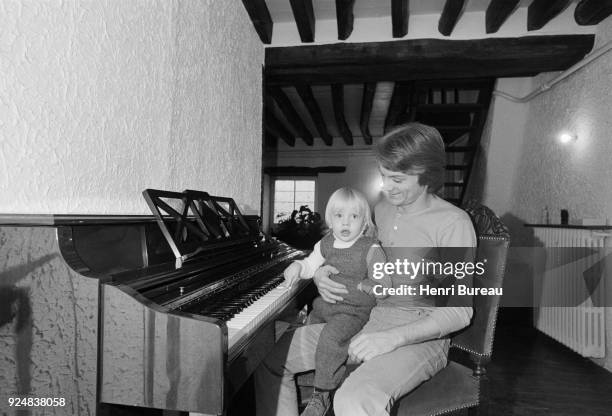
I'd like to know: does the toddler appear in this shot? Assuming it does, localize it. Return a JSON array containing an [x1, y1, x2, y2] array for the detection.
[[283, 187, 391, 416]]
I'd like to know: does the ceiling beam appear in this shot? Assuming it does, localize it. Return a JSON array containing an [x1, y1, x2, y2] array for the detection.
[[289, 0, 315, 42], [331, 84, 353, 145], [264, 166, 346, 176], [265, 110, 295, 146], [360, 83, 376, 145], [295, 85, 333, 146], [527, 0, 571, 31], [438, 0, 466, 36], [385, 82, 412, 132], [268, 87, 314, 145], [336, 0, 356, 40], [392, 0, 409, 38], [574, 0, 612, 25], [265, 35, 595, 85], [485, 0, 520, 34], [240, 0, 273, 44]]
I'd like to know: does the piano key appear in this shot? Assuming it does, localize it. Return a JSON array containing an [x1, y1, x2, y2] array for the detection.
[[226, 279, 308, 351]]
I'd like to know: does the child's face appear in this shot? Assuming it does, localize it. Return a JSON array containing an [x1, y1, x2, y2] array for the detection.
[[330, 203, 365, 242]]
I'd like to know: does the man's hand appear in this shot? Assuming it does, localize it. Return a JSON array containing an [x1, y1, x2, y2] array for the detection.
[[281, 262, 302, 289], [348, 330, 402, 362], [313, 265, 347, 303]]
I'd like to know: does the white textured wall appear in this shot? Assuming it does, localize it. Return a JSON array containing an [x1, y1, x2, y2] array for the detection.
[[512, 23, 612, 232], [0, 227, 99, 415], [0, 0, 263, 214], [466, 77, 533, 220], [513, 18, 612, 371], [470, 17, 612, 370], [468, 18, 612, 233]]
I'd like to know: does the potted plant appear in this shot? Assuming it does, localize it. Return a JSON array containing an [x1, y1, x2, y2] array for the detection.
[[272, 205, 326, 250]]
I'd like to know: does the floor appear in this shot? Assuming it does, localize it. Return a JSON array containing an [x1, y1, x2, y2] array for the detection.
[[228, 308, 612, 416], [486, 308, 612, 416]]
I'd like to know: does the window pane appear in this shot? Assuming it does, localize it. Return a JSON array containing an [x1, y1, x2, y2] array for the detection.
[[295, 191, 314, 202], [275, 202, 294, 212], [295, 180, 315, 191], [273, 179, 316, 223], [274, 210, 292, 219], [274, 213, 291, 223], [274, 203, 294, 222], [275, 180, 294, 191], [274, 191, 295, 203]]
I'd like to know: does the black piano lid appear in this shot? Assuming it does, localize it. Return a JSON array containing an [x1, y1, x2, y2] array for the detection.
[[0, 213, 261, 227], [0, 213, 159, 226]]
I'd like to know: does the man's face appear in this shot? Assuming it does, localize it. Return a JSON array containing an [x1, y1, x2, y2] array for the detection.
[[379, 165, 428, 207]]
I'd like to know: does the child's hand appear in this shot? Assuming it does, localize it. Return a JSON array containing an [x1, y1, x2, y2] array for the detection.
[[358, 280, 389, 298], [357, 281, 372, 294], [282, 262, 302, 289]]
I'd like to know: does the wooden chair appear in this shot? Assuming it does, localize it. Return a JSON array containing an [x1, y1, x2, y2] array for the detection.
[[393, 201, 510, 416]]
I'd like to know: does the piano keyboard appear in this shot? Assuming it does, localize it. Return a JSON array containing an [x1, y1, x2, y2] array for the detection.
[[227, 279, 309, 357], [179, 253, 298, 319]]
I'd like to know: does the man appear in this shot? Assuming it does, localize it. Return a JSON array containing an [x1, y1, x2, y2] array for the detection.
[[255, 123, 476, 416]]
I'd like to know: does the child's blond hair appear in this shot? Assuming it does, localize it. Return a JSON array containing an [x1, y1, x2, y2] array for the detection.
[[324, 187, 376, 238]]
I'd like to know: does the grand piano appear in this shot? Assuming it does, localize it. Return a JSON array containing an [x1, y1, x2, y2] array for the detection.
[[0, 189, 315, 415]]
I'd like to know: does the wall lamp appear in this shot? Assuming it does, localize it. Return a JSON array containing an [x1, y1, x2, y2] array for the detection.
[[558, 132, 577, 144]]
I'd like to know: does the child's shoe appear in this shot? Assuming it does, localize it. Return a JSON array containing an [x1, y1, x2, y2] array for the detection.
[[300, 390, 331, 416]]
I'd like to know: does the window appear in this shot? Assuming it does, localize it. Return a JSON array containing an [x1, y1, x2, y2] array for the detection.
[[273, 179, 316, 223]]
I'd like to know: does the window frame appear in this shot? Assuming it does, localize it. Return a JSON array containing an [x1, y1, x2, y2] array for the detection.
[[270, 176, 318, 225]]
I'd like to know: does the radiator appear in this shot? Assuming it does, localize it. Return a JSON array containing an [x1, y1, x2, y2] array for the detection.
[[533, 227, 609, 358]]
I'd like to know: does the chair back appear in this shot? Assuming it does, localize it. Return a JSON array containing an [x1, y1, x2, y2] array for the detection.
[[451, 201, 510, 357]]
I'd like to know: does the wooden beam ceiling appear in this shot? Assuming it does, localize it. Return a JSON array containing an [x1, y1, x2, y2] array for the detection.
[[335, 0, 356, 40], [391, 0, 409, 38], [265, 110, 295, 146], [244, 1, 601, 47], [385, 82, 412, 131], [240, 0, 273, 44], [331, 84, 353, 145], [360, 83, 376, 145], [268, 86, 314, 145], [289, 0, 315, 43], [438, 0, 466, 36], [574, 0, 612, 25], [295, 85, 333, 146], [264, 166, 346, 176], [528, 0, 571, 31], [486, 0, 520, 34], [265, 36, 595, 85]]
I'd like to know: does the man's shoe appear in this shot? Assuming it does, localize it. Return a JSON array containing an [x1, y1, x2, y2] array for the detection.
[[300, 390, 332, 416]]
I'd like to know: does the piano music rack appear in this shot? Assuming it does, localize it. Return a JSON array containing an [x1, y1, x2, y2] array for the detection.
[[142, 189, 256, 268]]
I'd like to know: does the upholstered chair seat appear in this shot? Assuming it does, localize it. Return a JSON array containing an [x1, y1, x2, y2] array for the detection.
[[393, 361, 479, 415]]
